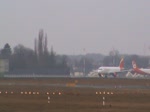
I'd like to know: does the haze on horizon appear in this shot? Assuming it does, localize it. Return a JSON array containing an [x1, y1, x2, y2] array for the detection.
[[0, 0, 150, 55]]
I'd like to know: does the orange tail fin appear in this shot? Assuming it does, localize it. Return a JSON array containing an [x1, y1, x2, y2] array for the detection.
[[119, 58, 124, 69]]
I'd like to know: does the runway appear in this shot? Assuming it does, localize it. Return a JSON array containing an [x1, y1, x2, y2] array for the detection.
[[0, 77, 150, 90]]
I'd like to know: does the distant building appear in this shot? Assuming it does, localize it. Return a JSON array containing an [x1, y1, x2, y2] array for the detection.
[[0, 59, 9, 73]]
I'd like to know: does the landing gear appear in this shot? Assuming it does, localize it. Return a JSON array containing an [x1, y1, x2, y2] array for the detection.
[[98, 73, 102, 77], [110, 73, 117, 78], [98, 73, 108, 78]]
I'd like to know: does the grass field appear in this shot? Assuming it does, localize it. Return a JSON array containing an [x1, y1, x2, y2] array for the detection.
[[0, 78, 150, 112]]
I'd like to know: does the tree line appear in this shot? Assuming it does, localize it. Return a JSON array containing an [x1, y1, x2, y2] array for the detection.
[[0, 30, 150, 75], [0, 30, 69, 75]]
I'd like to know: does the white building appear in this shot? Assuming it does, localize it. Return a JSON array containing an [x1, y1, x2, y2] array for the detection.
[[0, 59, 9, 73]]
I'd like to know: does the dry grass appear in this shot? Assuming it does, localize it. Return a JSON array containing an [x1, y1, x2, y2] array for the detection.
[[0, 78, 149, 112]]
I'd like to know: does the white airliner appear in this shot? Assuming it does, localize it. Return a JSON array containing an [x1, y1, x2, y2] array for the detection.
[[97, 58, 124, 77], [132, 60, 150, 75]]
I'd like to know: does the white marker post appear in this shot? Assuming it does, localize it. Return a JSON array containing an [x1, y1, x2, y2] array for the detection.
[[103, 96, 105, 106], [48, 96, 50, 104]]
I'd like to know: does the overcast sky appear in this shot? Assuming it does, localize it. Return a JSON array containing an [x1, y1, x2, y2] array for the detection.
[[0, 0, 150, 55]]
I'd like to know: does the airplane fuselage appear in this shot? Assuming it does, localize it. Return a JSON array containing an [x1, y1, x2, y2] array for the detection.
[[98, 67, 122, 74], [134, 68, 150, 75]]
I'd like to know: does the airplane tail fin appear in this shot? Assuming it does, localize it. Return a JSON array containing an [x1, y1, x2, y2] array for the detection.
[[119, 58, 124, 70], [132, 60, 138, 69]]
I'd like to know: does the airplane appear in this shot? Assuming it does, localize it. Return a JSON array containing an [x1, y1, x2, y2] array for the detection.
[[132, 60, 150, 75], [97, 58, 125, 78]]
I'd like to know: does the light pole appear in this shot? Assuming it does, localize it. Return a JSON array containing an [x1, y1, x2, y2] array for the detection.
[[83, 48, 86, 76]]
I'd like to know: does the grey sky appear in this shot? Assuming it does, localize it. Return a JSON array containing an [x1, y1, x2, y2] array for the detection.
[[0, 0, 150, 55]]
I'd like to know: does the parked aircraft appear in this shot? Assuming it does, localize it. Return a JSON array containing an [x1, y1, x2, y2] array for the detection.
[[97, 58, 125, 77], [132, 60, 150, 75]]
